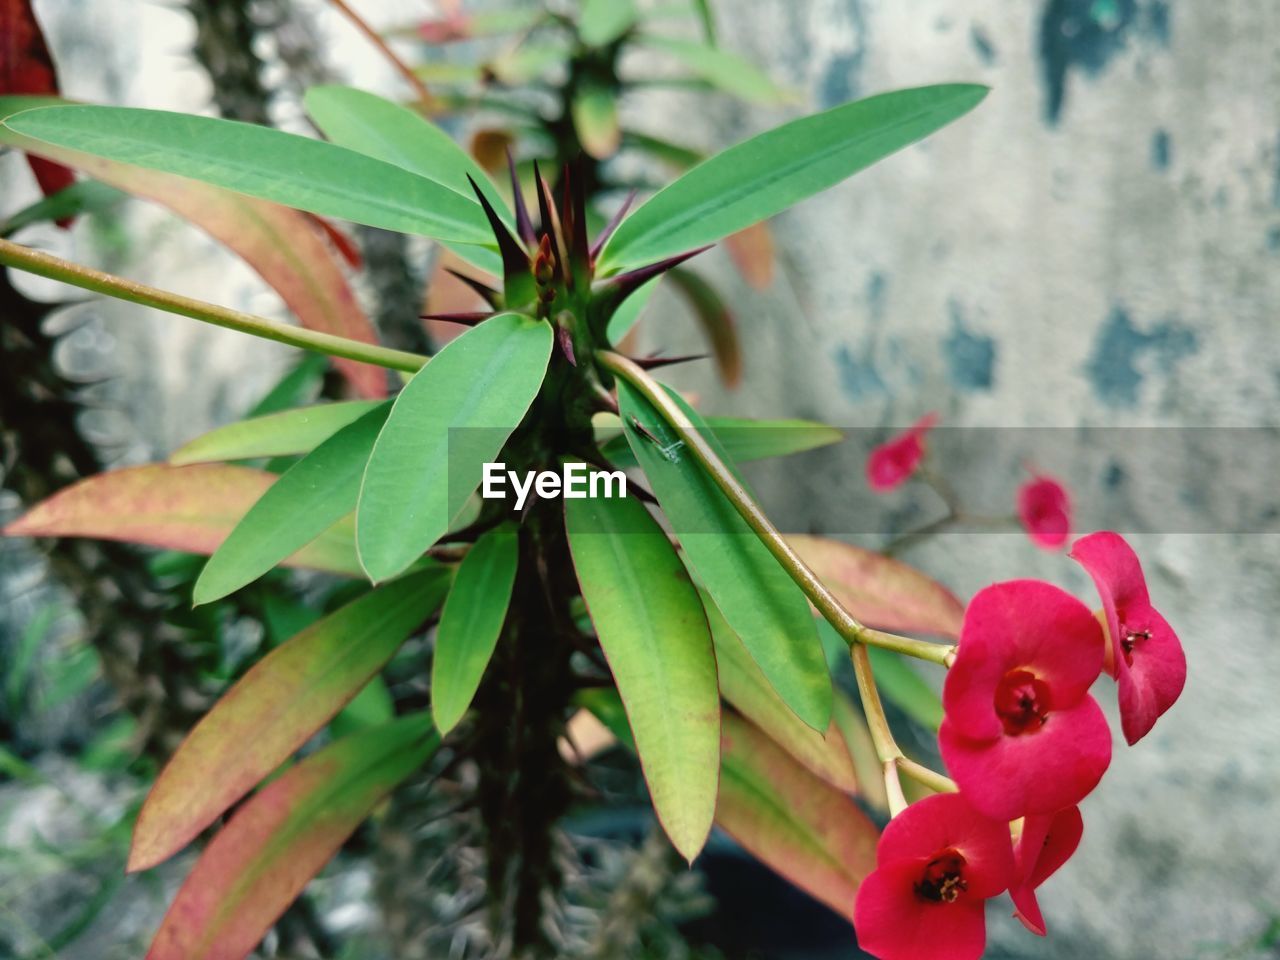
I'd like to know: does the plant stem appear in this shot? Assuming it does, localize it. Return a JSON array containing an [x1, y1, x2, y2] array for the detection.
[[596, 350, 955, 667], [0, 238, 430, 373], [896, 756, 958, 794], [327, 0, 436, 107]]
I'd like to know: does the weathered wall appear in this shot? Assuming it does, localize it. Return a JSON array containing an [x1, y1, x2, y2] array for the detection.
[[642, 2, 1280, 957]]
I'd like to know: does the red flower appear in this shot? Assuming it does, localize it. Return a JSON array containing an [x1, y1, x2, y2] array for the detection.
[[866, 413, 938, 492], [854, 793, 1015, 960], [1016, 473, 1071, 550], [939, 580, 1111, 820], [1009, 805, 1084, 936], [1069, 531, 1186, 745]]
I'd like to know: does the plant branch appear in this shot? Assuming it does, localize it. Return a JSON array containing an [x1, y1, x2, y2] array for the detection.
[[0, 238, 430, 373], [327, 0, 436, 107], [850, 644, 908, 816], [896, 756, 958, 795], [596, 349, 955, 667]]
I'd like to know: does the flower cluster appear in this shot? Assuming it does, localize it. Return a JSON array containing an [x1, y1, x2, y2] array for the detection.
[[865, 416, 1074, 551], [854, 532, 1186, 960]]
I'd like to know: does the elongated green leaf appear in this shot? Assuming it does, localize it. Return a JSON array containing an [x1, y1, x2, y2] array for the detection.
[[572, 82, 621, 159], [618, 381, 831, 730], [303, 85, 511, 222], [567, 493, 720, 862], [170, 401, 383, 466], [704, 595, 856, 792], [832, 695, 889, 813], [0, 95, 388, 398], [129, 572, 446, 873], [640, 35, 785, 104], [194, 404, 391, 604], [605, 274, 660, 342], [2, 463, 361, 575], [580, 0, 637, 46], [787, 534, 964, 638], [0, 179, 124, 235], [816, 617, 944, 732], [600, 84, 988, 271], [3, 105, 496, 246], [431, 527, 519, 735], [602, 415, 842, 468], [145, 714, 438, 960], [718, 711, 878, 917], [358, 313, 553, 582], [692, 0, 717, 44]]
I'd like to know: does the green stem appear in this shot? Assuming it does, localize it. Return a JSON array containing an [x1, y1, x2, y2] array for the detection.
[[896, 756, 958, 795], [596, 350, 955, 667], [0, 238, 430, 374], [850, 645, 907, 816]]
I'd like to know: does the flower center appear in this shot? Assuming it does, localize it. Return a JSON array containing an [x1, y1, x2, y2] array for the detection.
[[1119, 623, 1152, 666], [994, 669, 1052, 736], [915, 849, 968, 904]]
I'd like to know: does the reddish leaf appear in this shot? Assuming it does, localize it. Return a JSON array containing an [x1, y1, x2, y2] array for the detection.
[[304, 213, 363, 269], [718, 711, 878, 918], [786, 534, 964, 639], [0, 109, 385, 397], [469, 127, 515, 174], [724, 222, 775, 290], [666, 266, 742, 387], [0, 2, 76, 221], [2, 463, 361, 576], [146, 714, 438, 960], [130, 569, 447, 871]]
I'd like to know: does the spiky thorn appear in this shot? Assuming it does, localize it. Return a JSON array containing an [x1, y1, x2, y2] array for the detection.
[[602, 246, 713, 308], [506, 147, 536, 246], [532, 159, 555, 244], [630, 353, 709, 371], [561, 162, 590, 285], [534, 161, 570, 273], [444, 268, 501, 309], [466, 174, 527, 282], [556, 323, 577, 366], [589, 190, 638, 264], [420, 311, 496, 326]]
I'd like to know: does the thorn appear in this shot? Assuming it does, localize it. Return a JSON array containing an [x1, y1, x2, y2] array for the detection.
[[533, 159, 555, 243], [556, 324, 577, 366], [444, 268, 500, 308], [466, 174, 527, 279], [506, 147, 535, 245], [631, 353, 709, 371], [590, 190, 637, 262], [420, 311, 495, 326], [606, 246, 713, 304]]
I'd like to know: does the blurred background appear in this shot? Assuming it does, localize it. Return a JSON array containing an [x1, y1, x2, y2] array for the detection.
[[2, 1, 1279, 958]]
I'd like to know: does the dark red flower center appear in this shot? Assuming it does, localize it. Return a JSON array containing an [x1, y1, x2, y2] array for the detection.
[[1119, 621, 1152, 666], [915, 849, 969, 904], [994, 669, 1052, 736]]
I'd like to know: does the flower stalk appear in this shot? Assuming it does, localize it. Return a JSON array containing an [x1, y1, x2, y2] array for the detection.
[[0, 238, 430, 374]]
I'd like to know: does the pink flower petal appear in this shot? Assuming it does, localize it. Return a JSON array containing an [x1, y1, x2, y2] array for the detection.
[[1009, 805, 1083, 936], [943, 581, 1106, 742], [855, 860, 989, 960], [875, 793, 1015, 898], [865, 413, 939, 493], [1070, 532, 1187, 745], [940, 696, 1111, 820], [1017, 475, 1072, 550]]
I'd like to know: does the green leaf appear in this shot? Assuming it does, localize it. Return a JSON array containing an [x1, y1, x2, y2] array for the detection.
[[605, 274, 661, 342], [567, 493, 719, 862], [0, 179, 125, 236], [357, 313, 553, 583], [691, 0, 717, 44], [579, 0, 638, 46], [817, 616, 943, 733], [571, 82, 621, 160], [639, 35, 785, 104], [704, 595, 856, 792], [600, 84, 988, 271], [171, 400, 384, 466], [431, 527, 520, 735], [144, 714, 438, 960], [4, 105, 496, 246], [303, 85, 511, 224], [602, 415, 841, 468], [617, 381, 831, 730], [194, 403, 391, 604], [666, 266, 741, 386], [129, 571, 447, 873], [717, 711, 878, 916], [249, 354, 328, 416]]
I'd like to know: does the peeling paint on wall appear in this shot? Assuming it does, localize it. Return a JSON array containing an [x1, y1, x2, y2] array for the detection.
[[1084, 304, 1198, 407], [942, 300, 996, 391]]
